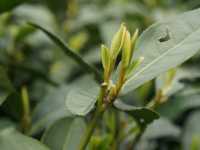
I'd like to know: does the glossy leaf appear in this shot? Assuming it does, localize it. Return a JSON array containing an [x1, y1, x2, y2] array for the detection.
[[123, 8, 200, 94], [42, 117, 86, 150]]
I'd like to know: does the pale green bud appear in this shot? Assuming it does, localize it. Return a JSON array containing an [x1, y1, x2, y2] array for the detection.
[[110, 23, 126, 59], [130, 29, 139, 58], [122, 30, 131, 68], [101, 44, 110, 69]]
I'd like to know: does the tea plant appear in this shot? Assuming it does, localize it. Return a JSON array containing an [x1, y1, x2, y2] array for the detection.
[[30, 8, 200, 149], [1, 1, 200, 150]]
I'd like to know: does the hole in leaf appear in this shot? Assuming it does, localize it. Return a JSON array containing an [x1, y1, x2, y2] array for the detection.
[[158, 28, 170, 42], [140, 118, 145, 124]]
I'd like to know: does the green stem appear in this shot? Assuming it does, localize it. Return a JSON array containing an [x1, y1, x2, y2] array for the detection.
[[79, 109, 102, 150], [110, 110, 120, 150], [129, 126, 146, 150], [79, 84, 107, 150], [21, 85, 31, 134], [147, 90, 163, 109], [79, 62, 126, 150]]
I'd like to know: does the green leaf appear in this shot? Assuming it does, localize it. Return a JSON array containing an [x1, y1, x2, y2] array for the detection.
[[0, 66, 14, 106], [30, 76, 96, 134], [30, 85, 73, 135], [0, 0, 27, 14], [182, 111, 200, 150], [28, 23, 102, 82], [0, 119, 49, 150], [0, 118, 15, 130], [123, 8, 200, 94], [42, 117, 86, 150], [157, 89, 200, 120], [142, 118, 181, 139], [14, 4, 57, 32], [136, 118, 181, 149], [66, 82, 99, 116], [114, 100, 159, 128]]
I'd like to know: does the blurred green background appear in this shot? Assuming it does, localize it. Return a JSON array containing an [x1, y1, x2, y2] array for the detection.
[[1, 0, 200, 150]]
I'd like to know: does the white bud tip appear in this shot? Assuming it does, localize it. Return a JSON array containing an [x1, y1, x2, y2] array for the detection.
[[139, 57, 144, 62]]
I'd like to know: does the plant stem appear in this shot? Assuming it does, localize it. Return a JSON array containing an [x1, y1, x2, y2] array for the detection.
[[79, 62, 126, 150], [21, 85, 31, 134], [110, 110, 120, 150], [128, 126, 146, 150], [79, 84, 107, 150], [79, 109, 102, 150]]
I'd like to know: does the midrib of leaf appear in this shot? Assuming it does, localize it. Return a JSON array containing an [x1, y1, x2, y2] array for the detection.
[[125, 25, 200, 86]]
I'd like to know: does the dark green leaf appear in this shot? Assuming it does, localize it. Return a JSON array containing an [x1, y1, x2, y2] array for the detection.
[[28, 23, 102, 82], [114, 100, 159, 128]]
